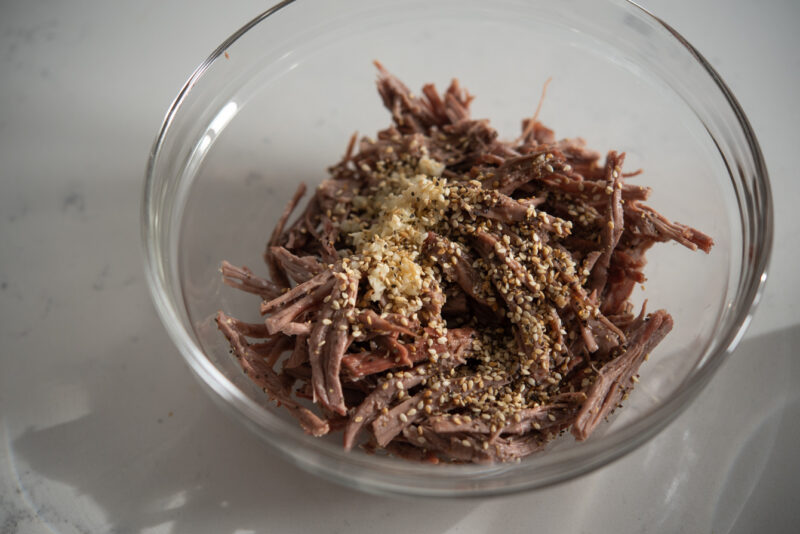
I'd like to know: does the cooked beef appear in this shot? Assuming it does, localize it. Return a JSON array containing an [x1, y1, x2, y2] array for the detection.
[[285, 334, 309, 369], [624, 201, 714, 253], [342, 327, 474, 378], [220, 261, 282, 301], [572, 309, 674, 440], [342, 343, 471, 450], [265, 183, 307, 288], [217, 311, 329, 437], [260, 269, 335, 334], [588, 151, 626, 295], [216, 64, 712, 463], [270, 246, 324, 284], [307, 271, 359, 415], [422, 233, 497, 310]]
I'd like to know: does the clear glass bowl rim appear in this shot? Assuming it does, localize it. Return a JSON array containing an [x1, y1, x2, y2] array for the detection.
[[141, 0, 773, 497]]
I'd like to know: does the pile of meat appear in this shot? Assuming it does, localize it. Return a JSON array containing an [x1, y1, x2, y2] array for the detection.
[[216, 63, 713, 463]]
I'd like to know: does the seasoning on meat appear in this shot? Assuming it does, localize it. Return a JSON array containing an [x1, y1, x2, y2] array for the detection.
[[216, 63, 713, 463]]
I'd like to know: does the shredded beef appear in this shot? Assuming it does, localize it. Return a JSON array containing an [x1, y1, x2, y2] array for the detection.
[[216, 65, 713, 463]]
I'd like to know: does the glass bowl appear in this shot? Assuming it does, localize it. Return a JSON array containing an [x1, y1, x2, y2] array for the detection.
[[142, 0, 772, 496]]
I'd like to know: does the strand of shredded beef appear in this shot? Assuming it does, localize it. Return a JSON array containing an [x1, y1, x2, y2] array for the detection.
[[216, 64, 713, 463]]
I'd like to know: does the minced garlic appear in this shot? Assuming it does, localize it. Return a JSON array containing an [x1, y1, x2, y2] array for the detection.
[[342, 155, 450, 314]]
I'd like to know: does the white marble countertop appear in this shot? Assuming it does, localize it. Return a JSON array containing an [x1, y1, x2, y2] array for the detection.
[[1, 1, 798, 532]]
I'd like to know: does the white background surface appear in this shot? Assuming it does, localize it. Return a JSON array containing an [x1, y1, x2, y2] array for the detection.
[[1, 1, 798, 532]]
